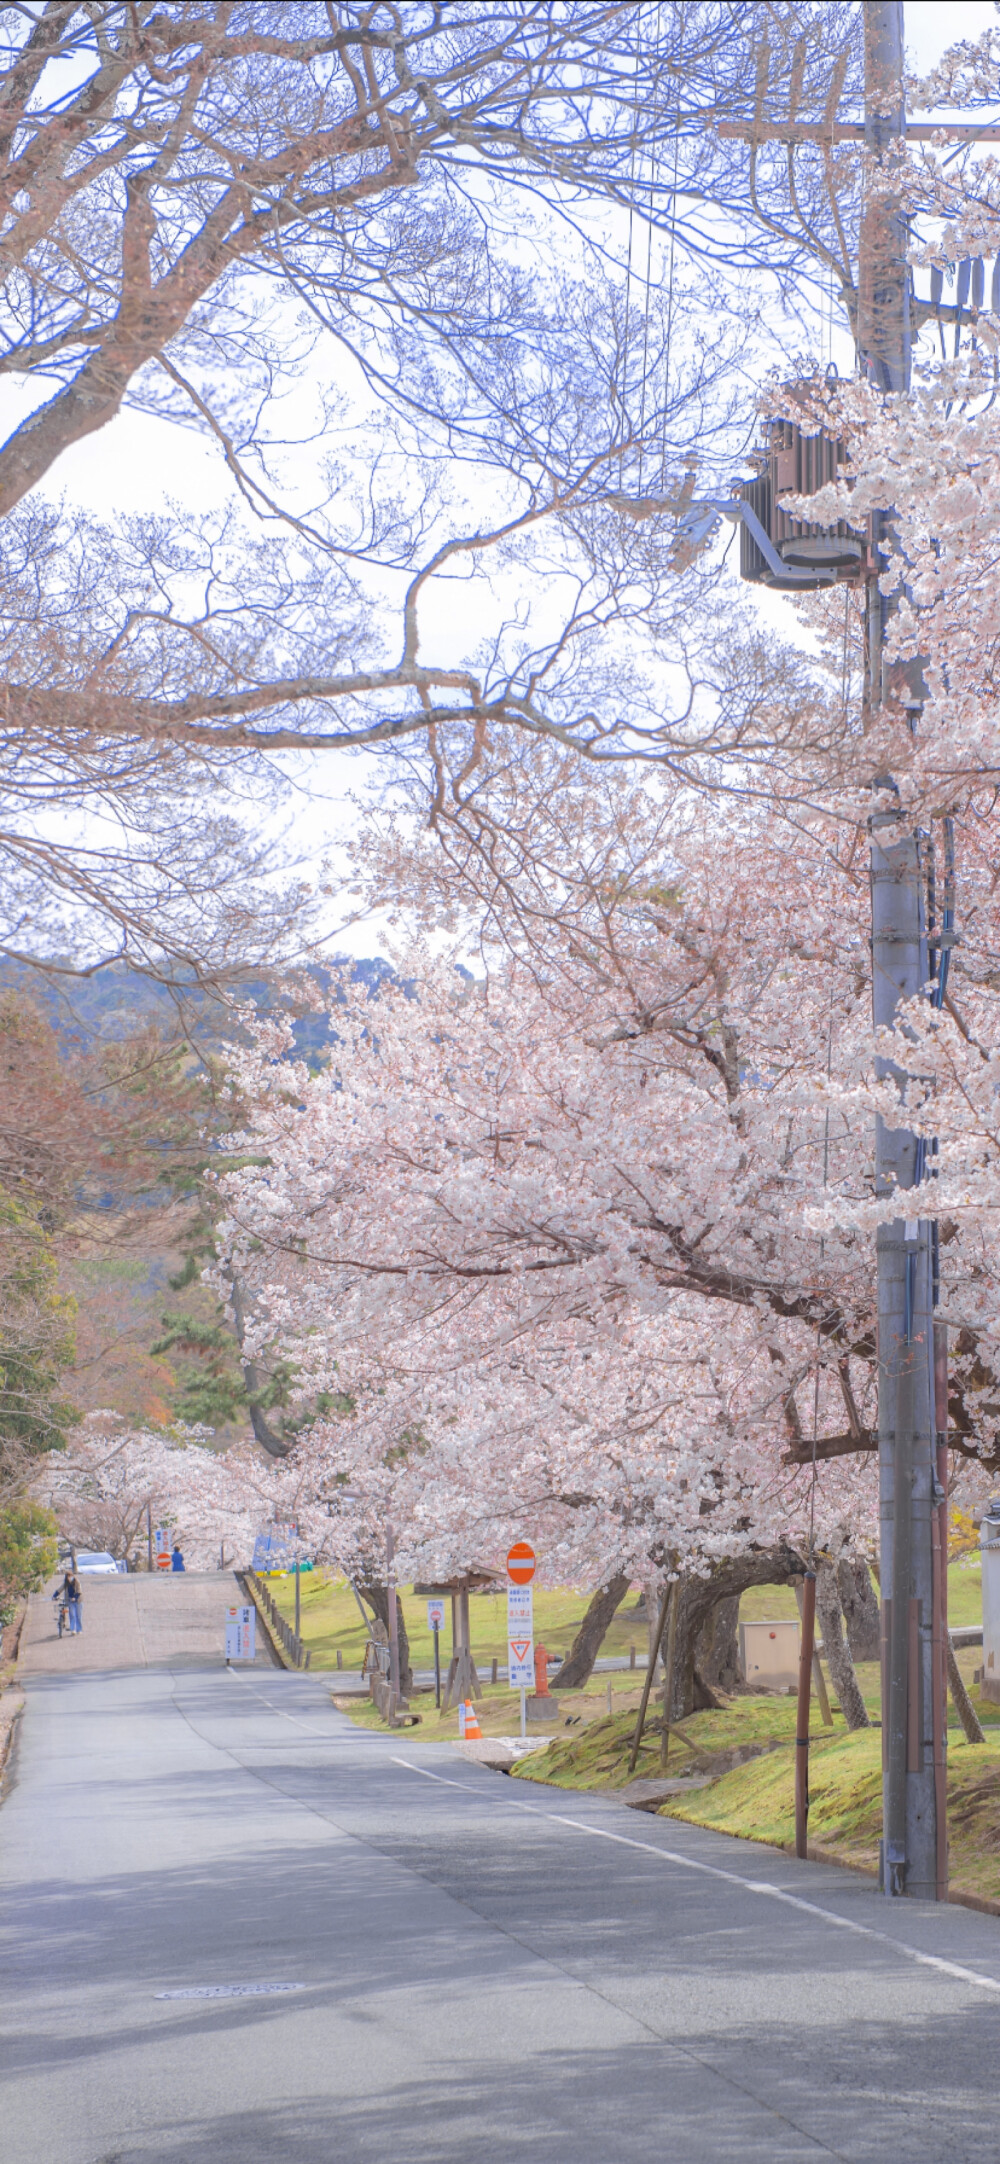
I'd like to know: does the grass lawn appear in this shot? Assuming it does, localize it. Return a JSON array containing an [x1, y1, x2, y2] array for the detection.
[[738, 1556, 983, 1629], [658, 1722, 1000, 1908], [331, 1669, 647, 1739], [266, 1572, 651, 1673], [268, 1558, 982, 1675]]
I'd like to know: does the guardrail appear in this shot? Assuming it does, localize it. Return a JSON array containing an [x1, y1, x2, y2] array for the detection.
[[244, 1570, 311, 1671]]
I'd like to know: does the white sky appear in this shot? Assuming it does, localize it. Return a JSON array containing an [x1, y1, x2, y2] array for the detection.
[[10, 2, 1000, 965], [907, 1, 997, 72]]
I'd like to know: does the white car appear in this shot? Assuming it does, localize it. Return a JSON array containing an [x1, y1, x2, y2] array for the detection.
[[73, 1551, 121, 1575]]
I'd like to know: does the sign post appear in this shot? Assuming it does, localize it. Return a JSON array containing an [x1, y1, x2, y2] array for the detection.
[[427, 1597, 445, 1708], [506, 1542, 536, 1740], [225, 1604, 256, 1664]]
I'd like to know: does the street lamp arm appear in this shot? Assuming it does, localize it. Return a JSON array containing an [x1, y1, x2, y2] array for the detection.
[[679, 497, 837, 585], [608, 489, 835, 586]]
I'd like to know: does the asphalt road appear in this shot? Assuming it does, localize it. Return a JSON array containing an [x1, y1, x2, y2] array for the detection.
[[18, 1573, 275, 1676], [4, 1669, 1000, 2163]]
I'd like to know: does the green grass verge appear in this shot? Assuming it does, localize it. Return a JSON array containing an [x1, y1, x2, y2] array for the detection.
[[512, 1641, 1000, 1905], [332, 1671, 649, 1739], [662, 1730, 1000, 1906]]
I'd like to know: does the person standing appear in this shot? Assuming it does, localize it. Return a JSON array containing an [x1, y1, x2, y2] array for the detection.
[[170, 1545, 186, 1573]]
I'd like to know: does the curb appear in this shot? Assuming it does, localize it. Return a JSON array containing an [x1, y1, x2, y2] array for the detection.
[[0, 1688, 25, 1798]]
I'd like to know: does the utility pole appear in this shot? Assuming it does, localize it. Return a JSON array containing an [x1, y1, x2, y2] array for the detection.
[[709, 3, 976, 1897], [859, 1, 945, 1903]]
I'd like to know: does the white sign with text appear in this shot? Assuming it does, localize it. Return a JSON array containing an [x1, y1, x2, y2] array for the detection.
[[225, 1604, 256, 1662], [507, 1583, 534, 1689]]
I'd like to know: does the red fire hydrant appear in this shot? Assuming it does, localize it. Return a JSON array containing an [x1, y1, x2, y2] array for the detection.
[[534, 1643, 550, 1696]]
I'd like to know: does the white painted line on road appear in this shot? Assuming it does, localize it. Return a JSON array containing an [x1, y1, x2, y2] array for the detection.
[[155, 1981, 304, 2000], [224, 1672, 340, 1739], [392, 1757, 1000, 2001]]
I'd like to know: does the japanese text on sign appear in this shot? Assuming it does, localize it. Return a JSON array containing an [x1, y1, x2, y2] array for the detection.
[[507, 1581, 534, 1689], [225, 1604, 256, 1662]]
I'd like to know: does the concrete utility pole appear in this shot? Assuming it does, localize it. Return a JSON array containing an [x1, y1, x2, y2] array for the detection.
[[860, 2, 946, 1901]]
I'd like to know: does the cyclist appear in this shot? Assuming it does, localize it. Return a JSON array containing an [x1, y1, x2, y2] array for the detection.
[[52, 1566, 82, 1634]]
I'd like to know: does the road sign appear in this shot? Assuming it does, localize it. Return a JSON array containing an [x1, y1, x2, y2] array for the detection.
[[506, 1540, 536, 1585], [225, 1604, 256, 1662], [507, 1581, 534, 1689], [426, 1598, 446, 1631]]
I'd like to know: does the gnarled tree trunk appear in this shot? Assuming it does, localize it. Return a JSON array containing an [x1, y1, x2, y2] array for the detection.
[[664, 1544, 804, 1719], [837, 1556, 881, 1662], [358, 1580, 412, 1693], [554, 1571, 631, 1689], [816, 1561, 870, 1730], [695, 1594, 742, 1700]]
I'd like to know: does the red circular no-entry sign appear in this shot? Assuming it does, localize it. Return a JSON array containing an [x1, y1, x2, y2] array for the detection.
[[506, 1541, 536, 1585]]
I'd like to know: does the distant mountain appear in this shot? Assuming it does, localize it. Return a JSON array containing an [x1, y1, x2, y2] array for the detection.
[[0, 955, 396, 1064]]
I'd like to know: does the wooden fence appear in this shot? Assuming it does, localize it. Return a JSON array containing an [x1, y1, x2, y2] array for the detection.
[[244, 1570, 312, 1671]]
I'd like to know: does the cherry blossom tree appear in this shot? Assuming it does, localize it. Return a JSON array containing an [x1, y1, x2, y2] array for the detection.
[[0, 3, 867, 979], [206, 773, 897, 1688]]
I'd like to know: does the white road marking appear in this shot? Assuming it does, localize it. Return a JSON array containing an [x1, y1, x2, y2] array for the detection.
[[155, 1981, 304, 2000], [391, 1756, 1000, 1999]]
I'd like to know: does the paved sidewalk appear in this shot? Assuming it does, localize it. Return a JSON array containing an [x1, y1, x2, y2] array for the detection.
[[18, 1573, 269, 1675]]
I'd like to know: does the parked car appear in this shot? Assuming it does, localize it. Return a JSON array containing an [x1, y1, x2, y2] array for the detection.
[[74, 1551, 121, 1575]]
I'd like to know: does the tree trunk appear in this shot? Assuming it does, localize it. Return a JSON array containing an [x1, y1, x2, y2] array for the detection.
[[816, 1561, 870, 1730], [947, 1636, 986, 1744], [554, 1571, 631, 1689], [358, 1580, 412, 1692], [641, 1579, 662, 1668], [696, 1594, 742, 1698], [666, 1544, 804, 1718], [229, 1274, 290, 1458], [837, 1556, 881, 1662]]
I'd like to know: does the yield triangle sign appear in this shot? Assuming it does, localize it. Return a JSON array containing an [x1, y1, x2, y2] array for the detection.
[[510, 1638, 531, 1662]]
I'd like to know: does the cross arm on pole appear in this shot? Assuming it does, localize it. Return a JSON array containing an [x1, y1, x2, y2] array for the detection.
[[718, 121, 1000, 145]]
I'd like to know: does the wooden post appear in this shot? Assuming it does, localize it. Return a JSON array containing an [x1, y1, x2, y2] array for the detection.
[[794, 1576, 833, 1726], [795, 1571, 817, 1859], [441, 1579, 483, 1710], [660, 1585, 679, 1772], [629, 1581, 672, 1774], [386, 1520, 400, 1700], [933, 1320, 950, 1899]]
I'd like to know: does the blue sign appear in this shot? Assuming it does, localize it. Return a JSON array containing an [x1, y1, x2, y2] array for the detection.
[[252, 1526, 295, 1571]]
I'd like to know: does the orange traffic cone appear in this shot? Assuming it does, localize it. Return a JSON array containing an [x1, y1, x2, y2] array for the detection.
[[463, 1699, 483, 1740]]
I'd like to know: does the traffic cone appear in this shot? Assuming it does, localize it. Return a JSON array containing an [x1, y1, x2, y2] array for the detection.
[[463, 1700, 483, 1740]]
